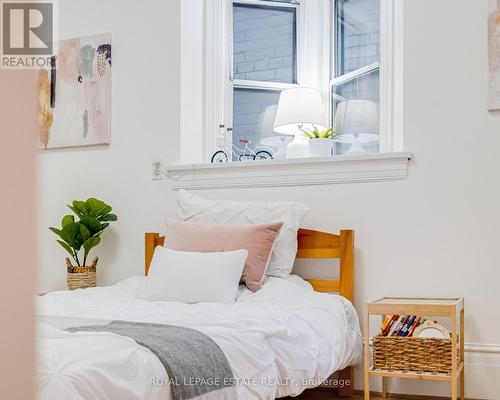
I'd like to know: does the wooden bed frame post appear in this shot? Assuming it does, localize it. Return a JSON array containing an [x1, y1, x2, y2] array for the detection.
[[145, 233, 158, 275], [339, 229, 354, 303], [339, 229, 354, 398], [145, 232, 165, 275]]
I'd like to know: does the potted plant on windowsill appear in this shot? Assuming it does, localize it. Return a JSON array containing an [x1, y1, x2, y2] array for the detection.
[[49, 198, 118, 290], [300, 125, 340, 157]]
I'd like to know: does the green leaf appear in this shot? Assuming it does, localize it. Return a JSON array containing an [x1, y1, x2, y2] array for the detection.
[[67, 205, 81, 218], [61, 215, 74, 227], [49, 227, 62, 237], [74, 226, 89, 252], [100, 205, 112, 216], [299, 127, 314, 139], [59, 222, 79, 247], [85, 198, 112, 218], [70, 201, 86, 217], [305, 126, 339, 140], [318, 127, 333, 138], [59, 222, 90, 251], [78, 223, 91, 241], [79, 216, 102, 236], [312, 125, 321, 138], [84, 198, 98, 217], [83, 235, 101, 259], [56, 240, 75, 257], [99, 213, 117, 222]]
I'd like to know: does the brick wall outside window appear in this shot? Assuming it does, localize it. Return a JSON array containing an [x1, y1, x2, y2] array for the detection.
[[232, 5, 296, 157], [233, 5, 295, 83]]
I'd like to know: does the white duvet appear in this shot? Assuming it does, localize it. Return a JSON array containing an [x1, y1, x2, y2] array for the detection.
[[37, 275, 361, 400]]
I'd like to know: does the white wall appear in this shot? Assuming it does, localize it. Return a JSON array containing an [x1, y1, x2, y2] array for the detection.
[[180, 0, 204, 163], [39, 0, 500, 398], [38, 0, 180, 290]]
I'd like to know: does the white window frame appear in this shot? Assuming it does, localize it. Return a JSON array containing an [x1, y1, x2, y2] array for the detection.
[[329, 61, 381, 130], [330, 61, 380, 88], [330, 0, 403, 153], [379, 0, 404, 152], [201, 0, 403, 163]]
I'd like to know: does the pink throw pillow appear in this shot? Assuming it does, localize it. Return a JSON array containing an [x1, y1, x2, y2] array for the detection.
[[165, 220, 283, 292]]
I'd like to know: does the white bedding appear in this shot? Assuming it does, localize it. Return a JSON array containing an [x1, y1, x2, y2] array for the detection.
[[37, 275, 361, 400]]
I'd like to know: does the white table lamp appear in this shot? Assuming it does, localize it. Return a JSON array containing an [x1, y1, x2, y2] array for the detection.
[[274, 87, 326, 158], [334, 100, 379, 154]]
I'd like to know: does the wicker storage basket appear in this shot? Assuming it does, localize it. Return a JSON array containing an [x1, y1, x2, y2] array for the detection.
[[66, 257, 98, 290], [372, 335, 455, 373]]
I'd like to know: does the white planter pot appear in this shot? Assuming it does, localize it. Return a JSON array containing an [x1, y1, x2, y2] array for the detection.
[[309, 138, 334, 157]]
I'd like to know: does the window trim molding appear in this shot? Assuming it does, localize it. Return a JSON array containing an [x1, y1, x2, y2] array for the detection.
[[233, 79, 298, 91], [330, 61, 381, 87], [379, 0, 404, 152], [164, 152, 413, 190], [234, 0, 299, 10], [203, 0, 233, 163]]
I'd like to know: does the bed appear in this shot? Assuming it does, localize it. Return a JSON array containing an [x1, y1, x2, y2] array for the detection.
[[37, 228, 361, 400]]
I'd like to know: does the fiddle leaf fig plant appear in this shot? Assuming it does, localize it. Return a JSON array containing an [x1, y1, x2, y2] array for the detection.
[[299, 125, 340, 140], [49, 198, 117, 267]]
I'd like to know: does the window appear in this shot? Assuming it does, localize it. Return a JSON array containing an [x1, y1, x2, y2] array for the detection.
[[198, 0, 400, 163], [332, 0, 381, 155], [231, 1, 298, 160]]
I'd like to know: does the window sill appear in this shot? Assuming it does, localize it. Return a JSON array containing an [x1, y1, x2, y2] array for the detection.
[[164, 152, 413, 191]]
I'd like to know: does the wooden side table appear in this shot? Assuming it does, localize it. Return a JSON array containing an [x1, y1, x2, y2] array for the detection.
[[364, 297, 464, 400]]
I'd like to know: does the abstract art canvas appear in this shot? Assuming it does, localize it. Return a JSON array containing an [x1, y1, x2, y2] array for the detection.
[[489, 1, 500, 110], [38, 33, 112, 149]]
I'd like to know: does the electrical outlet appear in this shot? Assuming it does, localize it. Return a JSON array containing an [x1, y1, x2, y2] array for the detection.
[[152, 159, 165, 180]]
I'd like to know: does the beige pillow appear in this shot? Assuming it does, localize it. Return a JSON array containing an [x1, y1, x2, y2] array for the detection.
[[165, 220, 283, 292]]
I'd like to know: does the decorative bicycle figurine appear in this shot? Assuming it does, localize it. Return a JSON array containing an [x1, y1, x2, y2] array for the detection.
[[211, 138, 275, 163]]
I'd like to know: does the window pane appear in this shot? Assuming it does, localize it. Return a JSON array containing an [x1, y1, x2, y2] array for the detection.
[[332, 69, 379, 154], [335, 0, 380, 76], [232, 88, 283, 160], [233, 4, 297, 84]]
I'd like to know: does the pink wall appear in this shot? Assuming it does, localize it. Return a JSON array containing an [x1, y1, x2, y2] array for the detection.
[[0, 68, 38, 399]]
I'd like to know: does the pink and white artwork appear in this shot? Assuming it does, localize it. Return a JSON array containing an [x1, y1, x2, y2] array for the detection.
[[38, 33, 112, 149], [489, 1, 500, 110]]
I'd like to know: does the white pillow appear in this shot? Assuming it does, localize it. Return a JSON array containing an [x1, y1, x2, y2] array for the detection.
[[176, 189, 309, 278], [143, 247, 248, 304]]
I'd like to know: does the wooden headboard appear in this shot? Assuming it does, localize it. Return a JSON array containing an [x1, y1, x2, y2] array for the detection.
[[145, 228, 354, 303]]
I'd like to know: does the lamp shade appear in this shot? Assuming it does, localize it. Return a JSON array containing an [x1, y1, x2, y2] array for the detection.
[[335, 100, 379, 135], [257, 104, 278, 138], [273, 87, 326, 135]]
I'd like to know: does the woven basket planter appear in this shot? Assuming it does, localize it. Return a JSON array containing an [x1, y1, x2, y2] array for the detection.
[[372, 335, 455, 373], [66, 257, 98, 290]]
